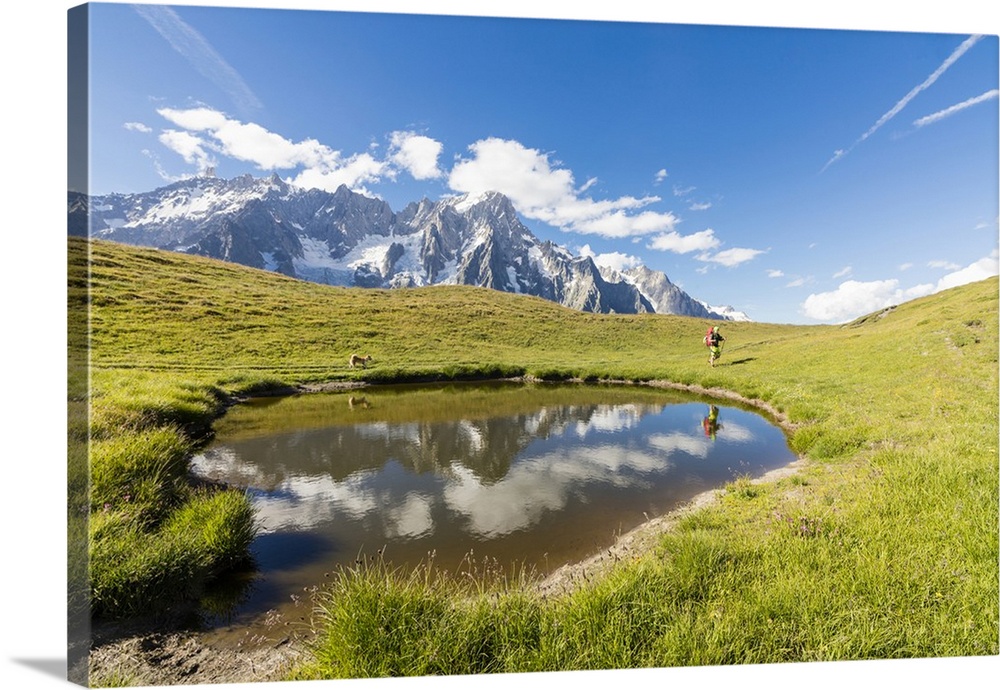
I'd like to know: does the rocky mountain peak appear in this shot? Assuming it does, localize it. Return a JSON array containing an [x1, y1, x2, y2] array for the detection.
[[73, 175, 748, 320]]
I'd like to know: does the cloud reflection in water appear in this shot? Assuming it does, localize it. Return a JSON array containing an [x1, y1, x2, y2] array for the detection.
[[192, 395, 789, 548]]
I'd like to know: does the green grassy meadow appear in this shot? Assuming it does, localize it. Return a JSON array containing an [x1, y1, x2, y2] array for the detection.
[[72, 236, 998, 676]]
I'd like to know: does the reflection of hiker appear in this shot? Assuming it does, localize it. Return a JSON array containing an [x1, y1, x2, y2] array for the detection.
[[704, 325, 726, 367], [702, 405, 722, 440]]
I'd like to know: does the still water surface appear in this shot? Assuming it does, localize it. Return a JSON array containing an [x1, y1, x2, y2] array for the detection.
[[190, 381, 796, 629]]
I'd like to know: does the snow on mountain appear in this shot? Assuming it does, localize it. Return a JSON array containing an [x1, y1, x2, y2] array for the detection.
[[597, 263, 749, 321], [698, 302, 753, 322], [70, 174, 746, 319]]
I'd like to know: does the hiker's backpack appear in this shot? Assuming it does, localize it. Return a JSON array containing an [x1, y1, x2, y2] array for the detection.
[[704, 328, 714, 347]]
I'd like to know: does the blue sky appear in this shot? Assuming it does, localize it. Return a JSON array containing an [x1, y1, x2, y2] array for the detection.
[[80, 2, 999, 324]]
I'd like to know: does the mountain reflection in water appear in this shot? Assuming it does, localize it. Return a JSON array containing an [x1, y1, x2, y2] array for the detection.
[[190, 382, 796, 621]]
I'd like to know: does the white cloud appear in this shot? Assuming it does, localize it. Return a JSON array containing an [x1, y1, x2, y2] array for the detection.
[[157, 106, 230, 132], [290, 153, 387, 194], [157, 107, 340, 170], [899, 262, 914, 271], [822, 34, 983, 171], [802, 279, 935, 322], [388, 131, 443, 180], [158, 129, 215, 172], [449, 137, 575, 210], [578, 244, 642, 272], [802, 252, 997, 322], [767, 269, 785, 278], [786, 277, 808, 288], [648, 228, 719, 254], [673, 184, 695, 197], [689, 201, 712, 211], [154, 107, 450, 195], [654, 169, 668, 183], [158, 106, 342, 170], [697, 247, 766, 268], [572, 208, 677, 238], [833, 266, 852, 278], [934, 250, 999, 291], [448, 137, 690, 241], [928, 259, 961, 271], [124, 122, 152, 133], [914, 89, 999, 128]]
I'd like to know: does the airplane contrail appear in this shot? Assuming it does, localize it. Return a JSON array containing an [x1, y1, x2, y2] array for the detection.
[[132, 4, 263, 119], [822, 34, 983, 172], [914, 88, 999, 128]]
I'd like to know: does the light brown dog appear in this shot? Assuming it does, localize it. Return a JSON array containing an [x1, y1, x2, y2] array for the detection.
[[349, 353, 372, 369]]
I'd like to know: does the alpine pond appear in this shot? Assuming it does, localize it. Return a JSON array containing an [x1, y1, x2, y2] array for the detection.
[[190, 381, 797, 628]]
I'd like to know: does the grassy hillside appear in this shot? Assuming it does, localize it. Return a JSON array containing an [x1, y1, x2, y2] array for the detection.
[[72, 237, 998, 675], [81, 235, 797, 379]]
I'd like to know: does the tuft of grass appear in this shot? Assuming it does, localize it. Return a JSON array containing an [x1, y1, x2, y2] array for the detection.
[[161, 488, 258, 573], [89, 426, 191, 522], [725, 475, 762, 500], [296, 556, 546, 678], [88, 488, 257, 618]]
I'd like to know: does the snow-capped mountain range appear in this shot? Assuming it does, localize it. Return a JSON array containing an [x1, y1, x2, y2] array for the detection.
[[68, 173, 750, 320]]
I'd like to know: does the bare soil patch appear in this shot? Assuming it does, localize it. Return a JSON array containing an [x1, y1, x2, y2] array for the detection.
[[87, 605, 317, 687]]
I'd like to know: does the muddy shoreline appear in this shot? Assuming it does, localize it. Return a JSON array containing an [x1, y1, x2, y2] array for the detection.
[[534, 457, 806, 598], [88, 377, 805, 686]]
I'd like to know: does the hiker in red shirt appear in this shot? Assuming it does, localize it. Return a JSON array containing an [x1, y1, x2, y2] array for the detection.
[[705, 325, 726, 367]]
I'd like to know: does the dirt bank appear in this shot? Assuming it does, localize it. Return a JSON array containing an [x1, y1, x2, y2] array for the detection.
[[89, 630, 304, 686], [88, 607, 313, 686]]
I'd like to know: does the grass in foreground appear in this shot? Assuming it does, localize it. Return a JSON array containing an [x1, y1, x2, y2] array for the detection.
[[74, 237, 998, 672]]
